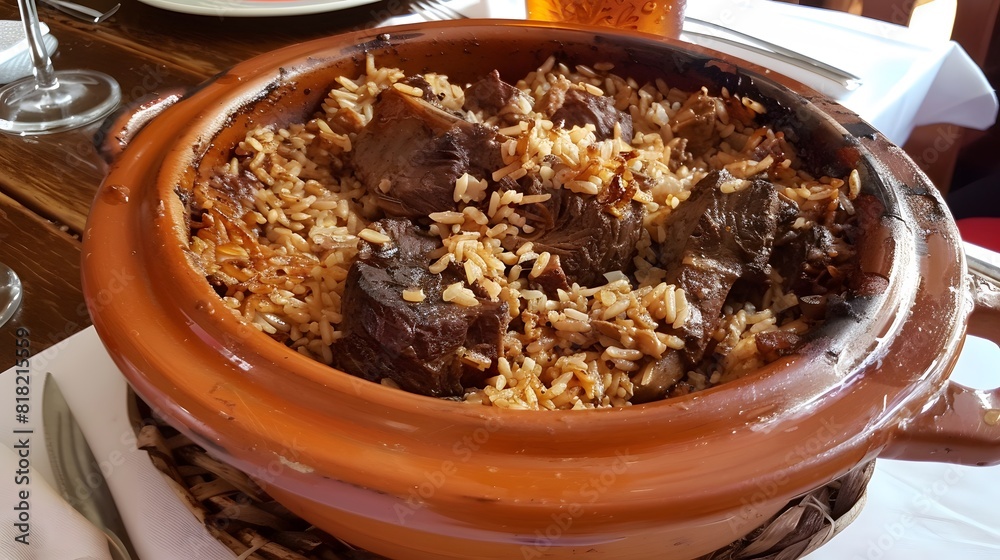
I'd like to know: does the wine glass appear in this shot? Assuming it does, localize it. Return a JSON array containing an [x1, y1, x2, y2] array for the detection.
[[0, 0, 121, 135], [0, 262, 22, 327]]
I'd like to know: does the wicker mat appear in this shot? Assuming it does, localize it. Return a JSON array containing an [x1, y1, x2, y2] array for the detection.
[[133, 397, 873, 560]]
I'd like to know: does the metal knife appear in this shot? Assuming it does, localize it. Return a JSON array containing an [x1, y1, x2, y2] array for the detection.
[[42, 371, 138, 560], [39, 0, 121, 23], [683, 17, 862, 91]]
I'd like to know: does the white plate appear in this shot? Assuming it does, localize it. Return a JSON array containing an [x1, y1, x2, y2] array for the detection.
[[0, 21, 59, 84], [136, 0, 380, 17]]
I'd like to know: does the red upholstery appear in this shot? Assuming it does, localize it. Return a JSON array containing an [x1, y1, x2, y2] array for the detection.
[[956, 217, 1000, 251]]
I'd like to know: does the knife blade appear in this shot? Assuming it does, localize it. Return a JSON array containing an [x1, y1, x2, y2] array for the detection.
[[42, 371, 138, 560], [39, 0, 121, 23], [682, 17, 862, 91]]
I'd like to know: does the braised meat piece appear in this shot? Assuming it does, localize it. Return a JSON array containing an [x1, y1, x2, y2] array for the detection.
[[512, 174, 645, 290], [670, 90, 719, 157], [771, 193, 878, 311], [536, 80, 633, 142], [755, 330, 803, 363], [630, 353, 686, 404], [658, 170, 791, 364], [527, 251, 571, 296], [398, 74, 441, 104], [327, 107, 365, 135], [351, 86, 506, 219], [333, 219, 509, 397], [463, 70, 530, 125], [772, 224, 839, 296]]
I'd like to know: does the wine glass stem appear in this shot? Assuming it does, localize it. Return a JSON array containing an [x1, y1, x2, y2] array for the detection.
[[17, 0, 57, 90]]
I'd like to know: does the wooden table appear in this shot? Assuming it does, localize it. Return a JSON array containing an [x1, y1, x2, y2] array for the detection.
[[0, 0, 407, 368]]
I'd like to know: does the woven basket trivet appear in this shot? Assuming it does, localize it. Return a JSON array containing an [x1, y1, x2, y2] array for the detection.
[[134, 397, 874, 560]]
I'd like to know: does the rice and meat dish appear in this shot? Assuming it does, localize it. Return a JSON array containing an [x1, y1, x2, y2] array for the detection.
[[188, 55, 862, 410]]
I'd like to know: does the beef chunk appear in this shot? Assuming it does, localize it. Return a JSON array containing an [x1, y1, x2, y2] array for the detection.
[[398, 74, 442, 104], [351, 86, 507, 219], [463, 70, 530, 125], [537, 80, 633, 142], [530, 254, 571, 295], [772, 224, 839, 296], [327, 106, 365, 135], [630, 352, 686, 404], [659, 170, 789, 363], [754, 330, 803, 363], [670, 90, 719, 156], [512, 174, 645, 289], [333, 219, 509, 397]]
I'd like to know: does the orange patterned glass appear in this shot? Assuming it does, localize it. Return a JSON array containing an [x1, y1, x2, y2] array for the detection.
[[525, 0, 686, 38]]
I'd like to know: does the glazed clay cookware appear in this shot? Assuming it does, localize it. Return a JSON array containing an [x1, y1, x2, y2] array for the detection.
[[83, 21, 1000, 560]]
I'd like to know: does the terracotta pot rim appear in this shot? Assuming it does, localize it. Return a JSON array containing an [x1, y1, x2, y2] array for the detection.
[[90, 19, 966, 432], [81, 22, 986, 559]]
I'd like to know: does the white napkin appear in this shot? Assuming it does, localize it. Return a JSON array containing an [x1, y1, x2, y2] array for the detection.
[[0, 20, 59, 84], [910, 44, 1000, 129], [0, 329, 237, 560], [0, 444, 111, 560]]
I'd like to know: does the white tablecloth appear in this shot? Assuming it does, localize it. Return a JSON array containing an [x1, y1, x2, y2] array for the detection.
[[413, 0, 999, 146], [1, 3, 997, 558], [681, 0, 998, 145]]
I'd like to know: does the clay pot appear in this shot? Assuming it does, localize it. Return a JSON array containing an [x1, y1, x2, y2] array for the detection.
[[82, 21, 1000, 560]]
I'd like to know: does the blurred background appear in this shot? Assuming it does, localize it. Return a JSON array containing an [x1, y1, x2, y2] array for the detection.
[[791, 0, 1000, 240]]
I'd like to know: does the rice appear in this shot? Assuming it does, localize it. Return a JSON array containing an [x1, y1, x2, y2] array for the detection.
[[188, 54, 861, 410]]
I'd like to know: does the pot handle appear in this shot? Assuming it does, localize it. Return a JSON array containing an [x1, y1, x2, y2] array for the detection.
[[94, 89, 186, 164], [881, 243, 1000, 466], [965, 243, 1000, 342]]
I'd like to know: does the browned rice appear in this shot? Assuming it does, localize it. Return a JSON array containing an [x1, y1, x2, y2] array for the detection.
[[188, 55, 858, 410]]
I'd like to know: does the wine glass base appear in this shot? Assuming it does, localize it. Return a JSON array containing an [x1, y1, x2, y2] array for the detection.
[[0, 69, 121, 135], [0, 263, 22, 328]]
